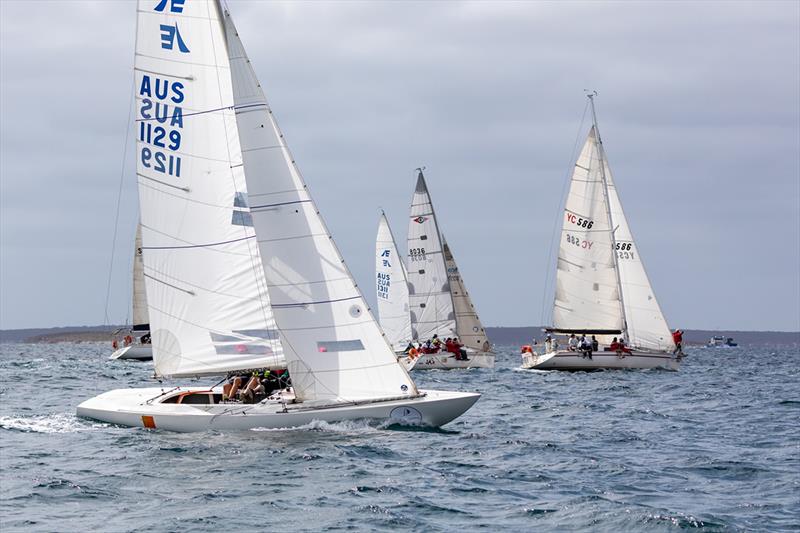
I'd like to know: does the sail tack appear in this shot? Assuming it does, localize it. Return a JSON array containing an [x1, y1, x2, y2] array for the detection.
[[376, 213, 412, 351], [220, 7, 417, 403], [134, 0, 283, 377]]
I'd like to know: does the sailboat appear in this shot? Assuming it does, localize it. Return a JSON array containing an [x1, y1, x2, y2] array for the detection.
[[522, 94, 680, 371], [77, 0, 479, 431], [375, 211, 413, 353], [110, 224, 153, 361], [403, 170, 494, 369]]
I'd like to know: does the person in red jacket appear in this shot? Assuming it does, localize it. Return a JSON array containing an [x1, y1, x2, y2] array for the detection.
[[672, 329, 684, 355]]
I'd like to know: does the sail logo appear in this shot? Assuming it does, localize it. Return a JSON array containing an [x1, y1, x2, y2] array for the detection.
[[380, 249, 391, 267], [377, 272, 391, 300], [159, 24, 190, 53], [154, 0, 185, 12], [413, 216, 427, 224]]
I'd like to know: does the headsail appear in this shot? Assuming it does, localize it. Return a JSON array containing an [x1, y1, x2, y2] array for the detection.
[[220, 7, 417, 403], [376, 212, 412, 351], [131, 224, 149, 331], [552, 127, 623, 333], [406, 170, 456, 342], [603, 158, 672, 350], [442, 236, 491, 353], [134, 0, 283, 377]]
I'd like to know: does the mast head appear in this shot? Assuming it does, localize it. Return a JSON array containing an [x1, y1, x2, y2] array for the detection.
[[414, 167, 428, 193]]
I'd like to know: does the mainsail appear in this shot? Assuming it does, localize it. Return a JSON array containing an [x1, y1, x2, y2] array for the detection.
[[442, 237, 490, 352], [134, 0, 283, 377], [376, 212, 412, 351], [131, 224, 149, 331], [552, 96, 671, 351], [220, 7, 417, 403], [406, 170, 456, 342], [553, 126, 623, 333]]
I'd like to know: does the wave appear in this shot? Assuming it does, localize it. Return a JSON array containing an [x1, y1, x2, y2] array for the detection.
[[0, 413, 108, 434]]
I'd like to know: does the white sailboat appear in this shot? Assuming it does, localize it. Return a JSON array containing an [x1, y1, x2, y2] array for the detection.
[[78, 0, 479, 431], [522, 94, 680, 371], [110, 224, 153, 361], [404, 170, 494, 369], [375, 211, 413, 352]]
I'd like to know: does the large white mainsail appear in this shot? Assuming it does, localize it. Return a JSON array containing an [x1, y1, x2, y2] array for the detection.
[[131, 223, 149, 332], [442, 236, 491, 352], [134, 0, 283, 377], [220, 8, 417, 403], [552, 126, 623, 334], [603, 158, 672, 350], [376, 212, 412, 351], [406, 170, 456, 342]]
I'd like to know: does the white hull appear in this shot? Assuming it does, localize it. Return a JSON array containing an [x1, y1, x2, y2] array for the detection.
[[76, 387, 480, 432], [399, 351, 495, 370], [521, 350, 679, 371], [109, 345, 153, 361]]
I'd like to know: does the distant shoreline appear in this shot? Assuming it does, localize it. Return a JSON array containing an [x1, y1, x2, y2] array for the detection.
[[0, 325, 797, 346]]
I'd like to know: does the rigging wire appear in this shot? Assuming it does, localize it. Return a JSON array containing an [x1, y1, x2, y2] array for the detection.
[[103, 80, 136, 327], [538, 97, 591, 330]]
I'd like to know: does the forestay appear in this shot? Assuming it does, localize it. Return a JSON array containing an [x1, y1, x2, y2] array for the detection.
[[553, 127, 624, 333], [442, 237, 491, 352], [406, 171, 456, 342], [131, 224, 149, 331], [134, 0, 283, 377], [376, 213, 412, 351], [603, 158, 672, 350], [220, 7, 417, 403]]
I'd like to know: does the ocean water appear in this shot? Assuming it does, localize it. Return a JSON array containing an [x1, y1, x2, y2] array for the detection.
[[0, 343, 798, 532]]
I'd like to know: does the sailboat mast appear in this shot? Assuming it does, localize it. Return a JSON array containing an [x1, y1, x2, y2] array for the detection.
[[588, 93, 629, 340]]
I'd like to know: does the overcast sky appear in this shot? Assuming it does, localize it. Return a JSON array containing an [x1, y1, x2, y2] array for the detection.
[[1, 0, 798, 332]]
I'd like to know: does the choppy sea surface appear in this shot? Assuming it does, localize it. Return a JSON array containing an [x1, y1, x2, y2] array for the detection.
[[1, 343, 798, 532]]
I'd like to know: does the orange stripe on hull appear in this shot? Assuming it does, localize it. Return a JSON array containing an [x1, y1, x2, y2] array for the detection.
[[141, 415, 156, 429]]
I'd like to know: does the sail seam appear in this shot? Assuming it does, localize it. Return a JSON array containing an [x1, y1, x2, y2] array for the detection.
[[137, 173, 190, 192], [141, 235, 255, 250], [271, 295, 360, 309]]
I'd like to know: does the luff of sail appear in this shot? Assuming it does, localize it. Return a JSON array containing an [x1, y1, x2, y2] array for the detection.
[[220, 7, 417, 403], [406, 170, 456, 342], [134, 0, 284, 377], [603, 157, 672, 350], [442, 236, 491, 352], [131, 224, 149, 331], [553, 126, 624, 333], [376, 213, 412, 351]]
